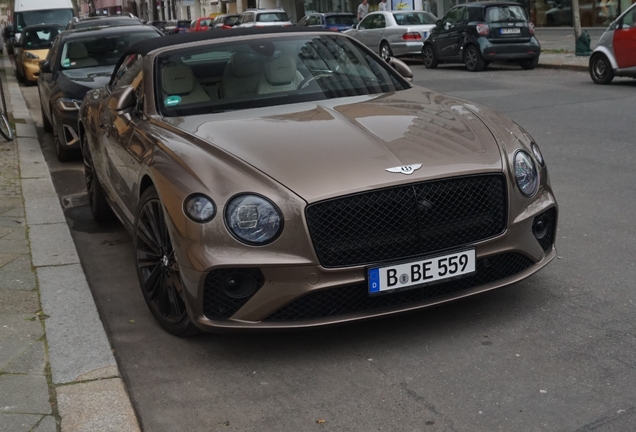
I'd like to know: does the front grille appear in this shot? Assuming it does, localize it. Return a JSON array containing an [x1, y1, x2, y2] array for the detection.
[[265, 252, 534, 321], [306, 174, 507, 268], [535, 207, 557, 252], [202, 268, 264, 319]]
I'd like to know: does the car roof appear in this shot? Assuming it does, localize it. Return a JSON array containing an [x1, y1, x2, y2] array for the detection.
[[123, 26, 323, 57], [463, 1, 524, 7], [22, 24, 65, 31], [62, 24, 160, 40]]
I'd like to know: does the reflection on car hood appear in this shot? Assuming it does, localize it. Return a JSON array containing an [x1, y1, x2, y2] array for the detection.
[[59, 65, 113, 99], [167, 87, 503, 203]]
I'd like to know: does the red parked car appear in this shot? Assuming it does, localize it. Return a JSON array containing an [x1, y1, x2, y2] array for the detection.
[[190, 17, 213, 32]]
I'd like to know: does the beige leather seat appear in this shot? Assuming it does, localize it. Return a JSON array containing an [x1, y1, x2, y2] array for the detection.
[[66, 43, 98, 68], [222, 52, 263, 99], [161, 64, 209, 105], [256, 54, 303, 95]]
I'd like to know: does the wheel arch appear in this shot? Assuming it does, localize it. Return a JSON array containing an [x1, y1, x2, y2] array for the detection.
[[590, 47, 618, 71]]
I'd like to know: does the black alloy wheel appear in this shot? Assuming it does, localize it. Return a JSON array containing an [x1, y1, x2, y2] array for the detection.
[[380, 42, 393, 62], [52, 109, 73, 162], [422, 44, 438, 69], [81, 132, 113, 223], [589, 53, 614, 84], [134, 186, 199, 336], [519, 57, 539, 70], [464, 45, 485, 72]]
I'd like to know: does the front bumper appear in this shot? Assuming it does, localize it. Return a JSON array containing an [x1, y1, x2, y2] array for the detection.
[[479, 37, 541, 61], [179, 189, 558, 331], [52, 106, 80, 150]]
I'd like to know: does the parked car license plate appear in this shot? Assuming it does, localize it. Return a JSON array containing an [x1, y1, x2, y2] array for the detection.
[[500, 28, 521, 34], [368, 249, 476, 294]]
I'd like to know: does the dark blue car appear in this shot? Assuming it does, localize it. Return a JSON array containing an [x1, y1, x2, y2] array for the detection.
[[296, 13, 358, 32]]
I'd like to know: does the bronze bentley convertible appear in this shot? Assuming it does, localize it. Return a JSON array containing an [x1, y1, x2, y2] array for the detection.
[[78, 27, 557, 335]]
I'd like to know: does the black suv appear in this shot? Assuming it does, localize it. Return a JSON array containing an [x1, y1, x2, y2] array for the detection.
[[422, 2, 540, 72]]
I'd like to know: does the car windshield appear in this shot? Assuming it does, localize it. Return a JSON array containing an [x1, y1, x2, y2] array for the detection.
[[257, 13, 290, 22], [325, 15, 357, 25], [72, 18, 140, 29], [485, 5, 527, 23], [393, 12, 437, 25], [225, 16, 241, 25], [22, 27, 62, 49], [157, 34, 409, 117], [60, 30, 160, 70], [16, 9, 74, 32]]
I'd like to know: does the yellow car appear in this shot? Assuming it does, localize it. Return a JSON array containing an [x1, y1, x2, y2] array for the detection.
[[15, 24, 63, 84]]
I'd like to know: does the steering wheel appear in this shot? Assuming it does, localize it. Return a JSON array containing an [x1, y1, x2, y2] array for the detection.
[[298, 72, 334, 89]]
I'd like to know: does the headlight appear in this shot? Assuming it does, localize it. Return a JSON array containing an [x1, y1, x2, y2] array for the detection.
[[184, 194, 216, 223], [531, 142, 544, 166], [25, 52, 39, 59], [57, 98, 82, 111], [514, 151, 539, 197], [224, 194, 283, 245]]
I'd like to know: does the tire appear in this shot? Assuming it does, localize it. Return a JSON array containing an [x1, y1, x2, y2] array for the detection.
[[464, 45, 485, 72], [519, 57, 539, 70], [134, 186, 200, 337], [81, 131, 113, 223], [589, 53, 614, 84], [0, 113, 13, 141], [422, 44, 438, 69], [52, 110, 73, 162], [380, 42, 392, 62], [41, 99, 52, 132]]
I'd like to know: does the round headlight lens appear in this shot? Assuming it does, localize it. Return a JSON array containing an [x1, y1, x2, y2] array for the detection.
[[184, 194, 216, 223], [514, 151, 539, 197], [531, 142, 544, 166], [225, 194, 282, 245]]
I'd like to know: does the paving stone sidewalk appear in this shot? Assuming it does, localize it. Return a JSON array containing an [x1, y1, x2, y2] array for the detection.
[[0, 56, 140, 431]]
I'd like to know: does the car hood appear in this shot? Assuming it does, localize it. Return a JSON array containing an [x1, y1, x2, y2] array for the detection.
[[59, 65, 114, 100], [166, 87, 503, 203]]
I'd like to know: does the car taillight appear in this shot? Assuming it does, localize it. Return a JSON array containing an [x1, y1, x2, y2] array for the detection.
[[327, 27, 339, 32], [222, 25, 232, 29], [476, 23, 489, 36], [529, 22, 535, 34], [402, 32, 422, 40]]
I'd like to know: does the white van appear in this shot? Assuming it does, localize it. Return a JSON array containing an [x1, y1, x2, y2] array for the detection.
[[12, 0, 75, 42]]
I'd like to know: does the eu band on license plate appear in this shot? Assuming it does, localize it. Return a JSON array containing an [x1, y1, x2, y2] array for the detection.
[[500, 28, 521, 34], [423, 31, 429, 39], [368, 250, 476, 294]]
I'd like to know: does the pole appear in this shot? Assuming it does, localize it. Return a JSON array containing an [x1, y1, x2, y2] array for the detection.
[[571, 0, 582, 40]]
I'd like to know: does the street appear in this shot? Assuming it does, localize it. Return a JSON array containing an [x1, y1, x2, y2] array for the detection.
[[19, 64, 636, 432]]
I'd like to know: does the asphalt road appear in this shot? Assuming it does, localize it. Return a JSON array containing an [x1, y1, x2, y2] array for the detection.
[[20, 64, 636, 432]]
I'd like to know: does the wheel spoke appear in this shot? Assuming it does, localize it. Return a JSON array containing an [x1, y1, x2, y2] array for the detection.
[[143, 204, 164, 249], [143, 263, 162, 299], [137, 220, 162, 255]]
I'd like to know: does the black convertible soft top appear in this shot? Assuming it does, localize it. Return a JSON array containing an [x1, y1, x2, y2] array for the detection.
[[124, 26, 328, 57]]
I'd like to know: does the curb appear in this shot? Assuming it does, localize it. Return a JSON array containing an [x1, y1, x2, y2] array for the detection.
[[537, 62, 588, 72], [4, 60, 141, 431]]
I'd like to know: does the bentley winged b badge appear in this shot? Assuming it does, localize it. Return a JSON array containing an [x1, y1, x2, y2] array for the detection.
[[386, 164, 423, 175]]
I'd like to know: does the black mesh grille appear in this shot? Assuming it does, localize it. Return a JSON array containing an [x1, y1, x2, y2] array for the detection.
[[535, 207, 557, 252], [265, 253, 534, 321], [306, 174, 507, 268], [202, 268, 264, 319]]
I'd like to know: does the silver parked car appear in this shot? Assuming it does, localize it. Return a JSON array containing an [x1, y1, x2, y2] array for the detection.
[[238, 8, 293, 28], [345, 11, 437, 61]]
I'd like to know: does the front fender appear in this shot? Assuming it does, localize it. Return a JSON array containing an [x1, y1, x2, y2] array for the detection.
[[591, 45, 618, 70]]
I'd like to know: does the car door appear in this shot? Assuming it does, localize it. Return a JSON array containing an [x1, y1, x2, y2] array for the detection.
[[98, 54, 144, 215], [38, 35, 61, 123], [368, 14, 386, 52], [614, 6, 636, 69], [352, 14, 376, 46], [434, 6, 466, 59]]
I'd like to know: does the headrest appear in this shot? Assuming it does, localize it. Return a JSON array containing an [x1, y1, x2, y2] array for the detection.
[[230, 52, 262, 78], [67, 43, 88, 59], [263, 54, 296, 86], [162, 64, 195, 95]]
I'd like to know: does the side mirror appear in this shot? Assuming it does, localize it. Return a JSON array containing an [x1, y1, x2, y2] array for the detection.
[[108, 85, 136, 115], [388, 57, 413, 82], [39, 60, 51, 73], [435, 19, 442, 27], [12, 40, 21, 48]]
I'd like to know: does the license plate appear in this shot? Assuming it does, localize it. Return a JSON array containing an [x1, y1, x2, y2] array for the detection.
[[500, 28, 521, 34], [368, 250, 476, 294]]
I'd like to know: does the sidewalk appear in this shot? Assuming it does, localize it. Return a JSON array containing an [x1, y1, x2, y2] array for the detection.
[[0, 57, 140, 431], [535, 27, 601, 71]]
